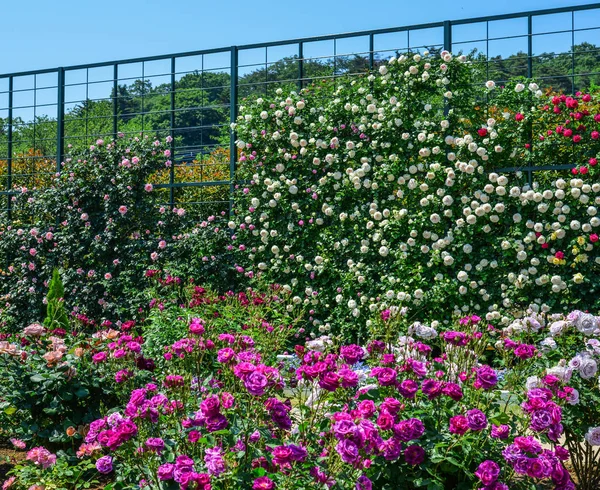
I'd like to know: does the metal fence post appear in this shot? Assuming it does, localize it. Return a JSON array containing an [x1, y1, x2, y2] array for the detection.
[[113, 64, 119, 137], [6, 76, 13, 219], [443, 21, 452, 117], [527, 16, 534, 186], [369, 34, 374, 70], [56, 68, 65, 173], [444, 20, 452, 53], [229, 46, 238, 218], [170, 57, 176, 209], [298, 42, 303, 92], [527, 15, 533, 79]]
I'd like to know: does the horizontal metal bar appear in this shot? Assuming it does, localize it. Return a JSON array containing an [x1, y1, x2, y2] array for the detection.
[[451, 3, 600, 26], [1, 3, 599, 79], [494, 164, 575, 173], [153, 180, 230, 189]]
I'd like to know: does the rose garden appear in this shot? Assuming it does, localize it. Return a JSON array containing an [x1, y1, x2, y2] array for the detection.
[[1, 9, 600, 490]]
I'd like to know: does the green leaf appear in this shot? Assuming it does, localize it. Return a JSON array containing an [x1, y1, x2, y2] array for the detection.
[[490, 412, 510, 425], [74, 387, 90, 398], [3, 406, 16, 415]]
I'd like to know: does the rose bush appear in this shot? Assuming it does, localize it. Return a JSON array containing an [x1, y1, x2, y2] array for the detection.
[[0, 134, 231, 332], [231, 51, 600, 340]]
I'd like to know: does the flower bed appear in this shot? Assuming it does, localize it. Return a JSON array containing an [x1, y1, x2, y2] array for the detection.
[[1, 276, 599, 489]]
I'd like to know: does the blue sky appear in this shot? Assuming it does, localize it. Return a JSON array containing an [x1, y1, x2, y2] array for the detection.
[[1, 0, 600, 74]]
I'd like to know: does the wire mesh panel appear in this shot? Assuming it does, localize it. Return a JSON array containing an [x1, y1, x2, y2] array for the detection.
[[64, 66, 114, 147], [8, 73, 58, 191], [171, 50, 231, 219], [0, 3, 599, 221]]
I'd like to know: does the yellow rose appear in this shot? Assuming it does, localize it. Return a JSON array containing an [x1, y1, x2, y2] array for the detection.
[[577, 236, 586, 246], [573, 273, 584, 284]]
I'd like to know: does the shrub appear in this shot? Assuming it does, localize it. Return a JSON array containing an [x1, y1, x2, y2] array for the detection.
[[0, 324, 152, 446], [232, 51, 600, 340], [0, 134, 231, 331]]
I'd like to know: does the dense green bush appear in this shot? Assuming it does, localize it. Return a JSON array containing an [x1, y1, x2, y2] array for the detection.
[[232, 51, 600, 340], [0, 134, 233, 331]]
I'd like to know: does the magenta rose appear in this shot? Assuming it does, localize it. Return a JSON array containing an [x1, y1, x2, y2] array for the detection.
[[491, 424, 510, 439], [404, 444, 426, 465], [377, 412, 395, 431], [393, 418, 425, 442], [475, 365, 498, 390], [398, 379, 419, 399], [253, 476, 275, 490], [441, 382, 463, 401], [475, 460, 500, 485], [371, 367, 397, 386], [157, 463, 175, 480], [244, 371, 268, 396], [449, 415, 469, 435], [340, 344, 364, 365], [466, 409, 488, 431]]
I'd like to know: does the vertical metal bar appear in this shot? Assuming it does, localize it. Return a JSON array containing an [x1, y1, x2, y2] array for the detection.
[[141, 62, 145, 133], [527, 16, 533, 185], [486, 21, 490, 82], [527, 15, 533, 78], [56, 68, 65, 173], [6, 76, 13, 219], [113, 64, 118, 137], [33, 75, 37, 178], [85, 69, 89, 145], [571, 10, 575, 94], [298, 42, 304, 91], [264, 46, 268, 96], [443, 22, 452, 117], [229, 46, 238, 217], [443, 20, 452, 53], [333, 39, 337, 78], [369, 33, 374, 70], [169, 57, 176, 209]]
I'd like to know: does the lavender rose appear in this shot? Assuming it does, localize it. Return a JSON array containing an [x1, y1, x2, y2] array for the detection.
[[585, 426, 600, 446], [96, 455, 113, 474], [244, 371, 268, 396], [466, 409, 488, 431]]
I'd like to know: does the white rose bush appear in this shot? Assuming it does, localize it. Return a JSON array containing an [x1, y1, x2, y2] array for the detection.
[[232, 51, 600, 340]]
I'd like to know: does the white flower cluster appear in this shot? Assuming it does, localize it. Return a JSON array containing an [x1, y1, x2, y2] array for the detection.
[[233, 51, 600, 333]]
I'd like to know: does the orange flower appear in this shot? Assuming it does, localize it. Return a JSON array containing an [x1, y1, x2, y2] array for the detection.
[[42, 350, 63, 366], [66, 426, 76, 437]]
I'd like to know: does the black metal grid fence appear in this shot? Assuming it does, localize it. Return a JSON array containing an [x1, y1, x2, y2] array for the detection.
[[1, 3, 599, 218]]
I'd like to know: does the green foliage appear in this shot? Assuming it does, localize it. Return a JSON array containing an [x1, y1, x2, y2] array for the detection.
[[232, 52, 600, 341], [43, 269, 69, 331], [0, 134, 225, 330], [8, 456, 98, 490]]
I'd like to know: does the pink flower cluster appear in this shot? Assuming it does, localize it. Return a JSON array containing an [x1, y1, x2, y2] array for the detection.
[[26, 446, 56, 469]]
